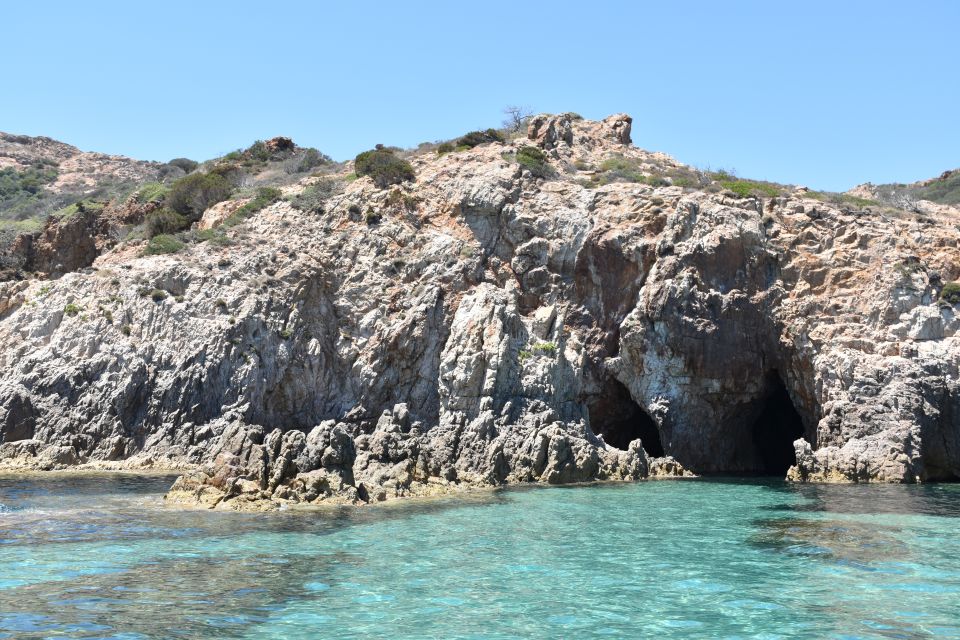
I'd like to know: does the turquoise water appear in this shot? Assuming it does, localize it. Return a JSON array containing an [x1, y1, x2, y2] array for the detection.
[[1, 475, 959, 639]]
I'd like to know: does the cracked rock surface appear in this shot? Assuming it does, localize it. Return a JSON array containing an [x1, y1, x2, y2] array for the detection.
[[1, 114, 958, 509]]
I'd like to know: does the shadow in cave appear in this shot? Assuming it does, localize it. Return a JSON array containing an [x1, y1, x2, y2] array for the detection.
[[588, 378, 664, 457], [749, 372, 806, 475]]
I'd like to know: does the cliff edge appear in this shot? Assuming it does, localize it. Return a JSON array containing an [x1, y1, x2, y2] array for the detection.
[[1, 114, 958, 509]]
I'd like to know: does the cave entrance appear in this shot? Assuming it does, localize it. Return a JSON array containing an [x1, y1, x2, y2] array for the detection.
[[749, 373, 805, 475], [588, 378, 664, 457]]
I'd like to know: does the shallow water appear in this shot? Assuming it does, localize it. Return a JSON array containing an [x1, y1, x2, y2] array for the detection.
[[0, 475, 959, 639]]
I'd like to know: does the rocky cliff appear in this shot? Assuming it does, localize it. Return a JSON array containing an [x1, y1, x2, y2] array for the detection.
[[1, 114, 958, 509]]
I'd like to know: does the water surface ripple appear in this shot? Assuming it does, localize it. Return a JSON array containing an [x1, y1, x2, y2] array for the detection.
[[1, 474, 958, 638]]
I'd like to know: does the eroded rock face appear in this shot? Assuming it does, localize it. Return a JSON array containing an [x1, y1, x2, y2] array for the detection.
[[1, 114, 958, 509], [2, 195, 162, 280]]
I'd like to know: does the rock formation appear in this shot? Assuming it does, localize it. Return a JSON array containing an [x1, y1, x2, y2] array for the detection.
[[0, 114, 957, 509]]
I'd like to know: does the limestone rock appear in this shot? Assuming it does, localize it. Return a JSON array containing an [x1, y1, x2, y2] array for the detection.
[[0, 113, 958, 510]]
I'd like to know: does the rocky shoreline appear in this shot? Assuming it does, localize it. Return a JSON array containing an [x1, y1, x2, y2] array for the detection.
[[1, 113, 958, 510]]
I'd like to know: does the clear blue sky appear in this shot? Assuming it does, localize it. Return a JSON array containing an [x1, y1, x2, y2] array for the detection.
[[2, 1, 957, 191]]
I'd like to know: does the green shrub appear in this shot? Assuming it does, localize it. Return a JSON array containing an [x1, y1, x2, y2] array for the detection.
[[385, 188, 419, 210], [0, 163, 58, 200], [144, 208, 189, 237], [208, 163, 244, 186], [167, 158, 198, 174], [456, 129, 505, 148], [870, 170, 960, 207], [598, 155, 645, 183], [941, 282, 960, 305], [135, 182, 169, 204], [290, 178, 342, 213], [532, 341, 557, 355], [436, 142, 455, 155], [709, 170, 782, 199], [224, 187, 283, 227], [166, 172, 233, 220], [52, 199, 105, 221], [0, 218, 44, 234], [149, 289, 168, 302], [246, 140, 271, 162], [354, 148, 415, 188], [144, 234, 185, 255], [915, 170, 960, 205], [288, 148, 331, 174], [655, 167, 707, 190], [120, 324, 131, 336], [240, 138, 296, 166], [192, 228, 233, 246], [836, 194, 879, 208], [806, 191, 880, 209], [722, 180, 780, 198], [63, 303, 80, 317], [516, 146, 554, 179]]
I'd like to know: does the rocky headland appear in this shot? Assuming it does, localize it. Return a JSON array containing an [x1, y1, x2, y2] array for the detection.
[[1, 114, 958, 510]]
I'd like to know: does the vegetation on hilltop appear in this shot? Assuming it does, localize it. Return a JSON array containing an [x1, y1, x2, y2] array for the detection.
[[219, 138, 332, 177], [870, 170, 960, 207], [4, 112, 957, 280], [354, 146, 415, 188], [709, 169, 784, 198]]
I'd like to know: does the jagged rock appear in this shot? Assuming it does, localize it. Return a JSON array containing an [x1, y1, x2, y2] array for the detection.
[[648, 456, 693, 478], [528, 114, 574, 148], [1, 114, 959, 510]]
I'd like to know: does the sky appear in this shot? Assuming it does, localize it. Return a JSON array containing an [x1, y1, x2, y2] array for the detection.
[[1, 1, 957, 192]]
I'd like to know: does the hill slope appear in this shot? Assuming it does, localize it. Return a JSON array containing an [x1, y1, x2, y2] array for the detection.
[[848, 169, 960, 210], [0, 131, 165, 226], [0, 133, 333, 279]]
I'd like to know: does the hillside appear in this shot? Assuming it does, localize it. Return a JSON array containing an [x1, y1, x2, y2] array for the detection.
[[0, 114, 958, 510], [0, 132, 164, 227], [848, 168, 960, 211], [0, 132, 333, 279]]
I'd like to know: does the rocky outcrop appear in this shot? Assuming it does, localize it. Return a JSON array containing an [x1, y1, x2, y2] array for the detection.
[[0, 113, 958, 509], [2, 197, 161, 279]]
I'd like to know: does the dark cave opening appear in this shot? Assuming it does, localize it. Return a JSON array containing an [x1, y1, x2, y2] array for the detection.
[[749, 373, 806, 475], [589, 379, 665, 457]]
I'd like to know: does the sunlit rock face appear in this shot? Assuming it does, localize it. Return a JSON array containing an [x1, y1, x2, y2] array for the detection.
[[1, 113, 959, 509]]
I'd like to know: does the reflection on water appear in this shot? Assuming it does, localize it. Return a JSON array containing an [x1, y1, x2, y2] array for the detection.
[[0, 474, 959, 639]]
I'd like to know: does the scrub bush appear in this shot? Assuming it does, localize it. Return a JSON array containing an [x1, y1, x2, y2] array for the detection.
[[354, 148, 415, 188]]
